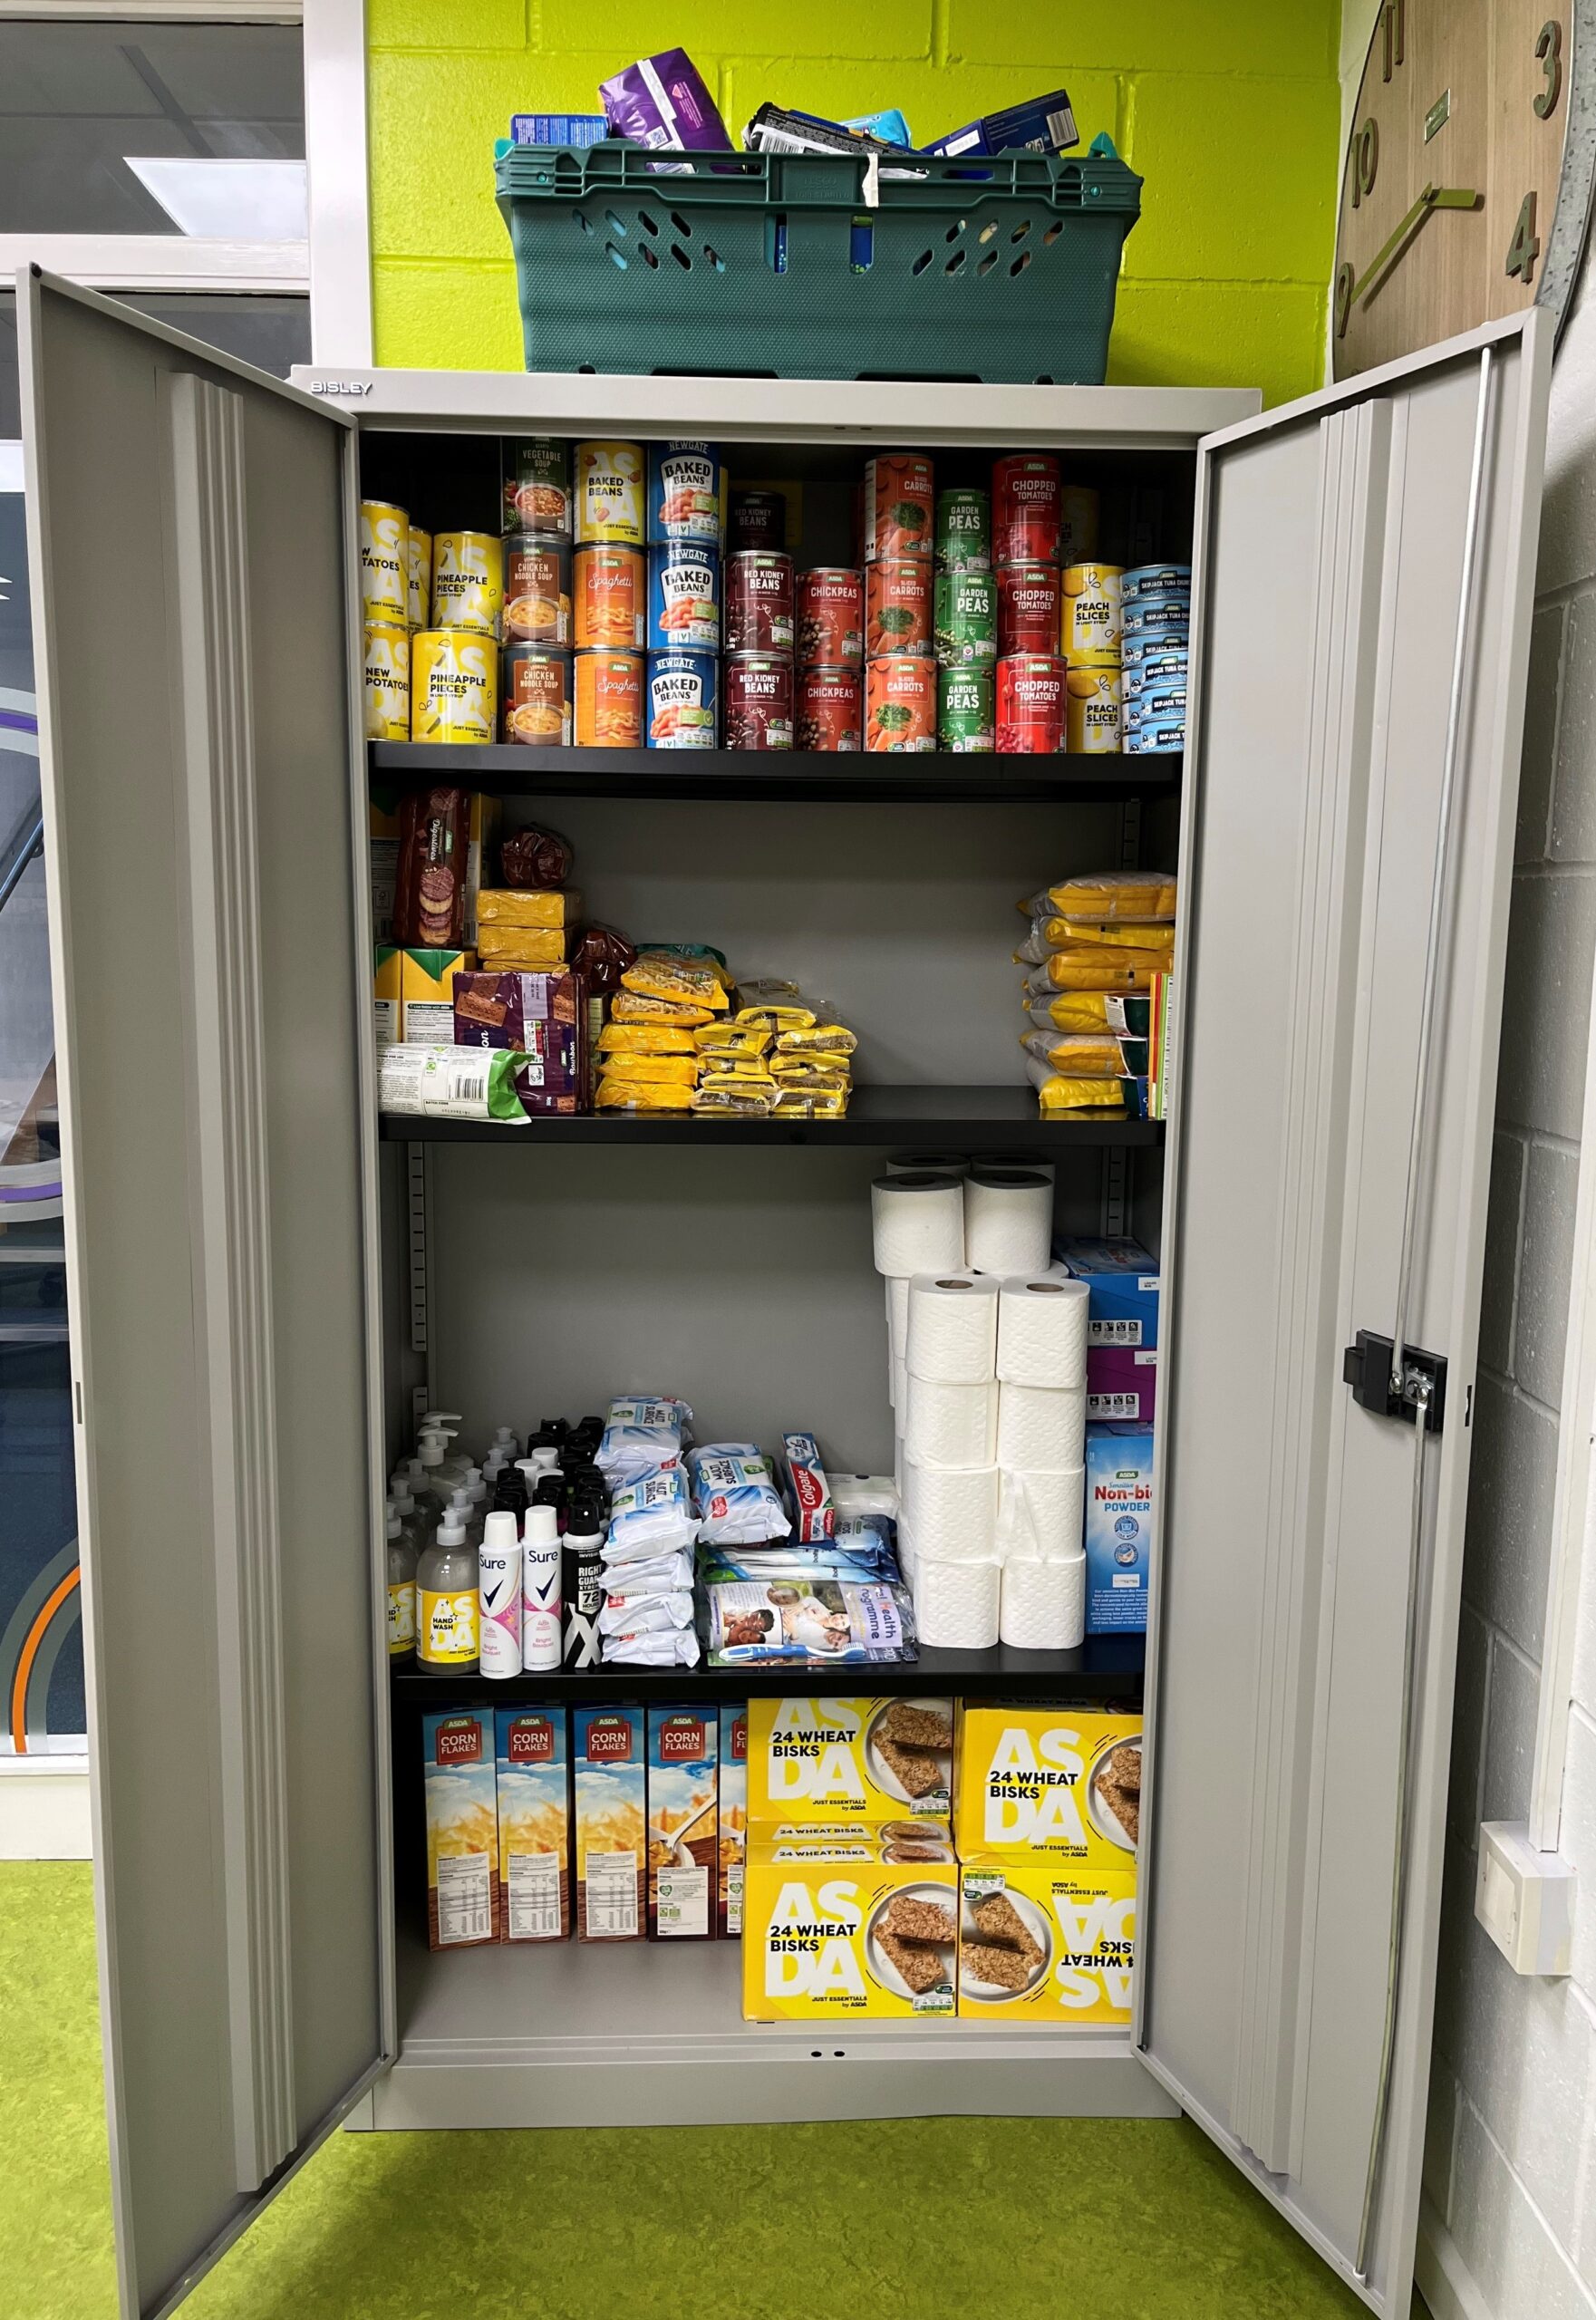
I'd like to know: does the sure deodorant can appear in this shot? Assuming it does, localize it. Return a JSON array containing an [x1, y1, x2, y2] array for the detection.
[[520, 1506, 562, 1671], [479, 1510, 523, 1678]]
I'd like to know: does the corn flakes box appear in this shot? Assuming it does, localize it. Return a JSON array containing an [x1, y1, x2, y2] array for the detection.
[[719, 1704, 748, 1937], [953, 1702, 1141, 1868], [957, 1856, 1137, 2024], [496, 1708, 570, 1942], [647, 1706, 719, 1940], [742, 1832, 958, 2020], [574, 1705, 646, 1940], [422, 1711, 500, 1950], [746, 1696, 954, 1827]]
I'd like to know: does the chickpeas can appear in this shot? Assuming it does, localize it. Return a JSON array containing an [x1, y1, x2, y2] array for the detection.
[[504, 535, 572, 645], [730, 489, 786, 550], [992, 454, 1061, 566], [363, 624, 411, 741], [933, 569, 996, 665], [647, 441, 725, 545], [936, 487, 991, 573], [796, 567, 864, 668], [574, 546, 645, 652], [502, 439, 572, 536], [866, 558, 933, 657], [996, 652, 1067, 754], [360, 499, 409, 625], [411, 629, 497, 745], [646, 542, 720, 650], [574, 650, 643, 748], [431, 531, 505, 639], [726, 550, 794, 654], [864, 455, 935, 561], [937, 665, 994, 753], [996, 563, 1061, 656], [503, 643, 572, 747], [724, 654, 794, 750], [645, 650, 718, 749], [797, 666, 862, 750], [1066, 664, 1123, 754], [406, 527, 431, 629], [866, 655, 935, 752], [1058, 485, 1100, 567], [1061, 563, 1124, 665], [575, 440, 645, 545]]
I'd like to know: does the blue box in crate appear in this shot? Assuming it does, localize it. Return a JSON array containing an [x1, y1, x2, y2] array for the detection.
[[1051, 1235, 1161, 1350], [511, 113, 609, 146]]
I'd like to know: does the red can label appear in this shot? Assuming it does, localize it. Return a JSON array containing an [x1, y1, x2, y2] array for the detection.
[[730, 490, 786, 551], [992, 454, 1062, 566], [864, 455, 935, 561], [797, 567, 864, 668], [798, 666, 862, 751], [996, 652, 1067, 753], [997, 562, 1062, 656], [726, 550, 794, 653], [866, 656, 935, 752], [725, 653, 794, 750], [866, 558, 933, 657]]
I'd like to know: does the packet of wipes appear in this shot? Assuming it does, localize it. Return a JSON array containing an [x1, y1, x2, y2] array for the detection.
[[689, 1444, 792, 1546]]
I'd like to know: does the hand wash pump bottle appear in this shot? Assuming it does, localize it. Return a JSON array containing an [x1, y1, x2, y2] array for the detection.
[[416, 1504, 479, 1674]]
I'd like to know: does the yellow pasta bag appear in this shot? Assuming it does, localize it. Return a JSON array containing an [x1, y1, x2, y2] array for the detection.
[[770, 1058, 851, 1090], [808, 1087, 849, 1116], [774, 1017, 857, 1055], [1021, 1030, 1148, 1077], [476, 888, 582, 930], [771, 1090, 815, 1117], [622, 949, 731, 1010], [1027, 872, 1176, 924], [599, 1022, 698, 1057], [477, 926, 568, 968], [692, 1023, 772, 1058], [733, 978, 815, 1027], [1025, 991, 1150, 1035], [693, 1086, 775, 1115], [1036, 1077, 1131, 1117], [1030, 952, 1167, 995], [610, 991, 718, 1028], [595, 1053, 699, 1086], [595, 1075, 695, 1110], [1053, 922, 1172, 952], [697, 1059, 775, 1083]]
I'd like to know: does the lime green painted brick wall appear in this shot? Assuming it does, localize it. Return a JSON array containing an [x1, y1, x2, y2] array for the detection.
[[367, 0, 1340, 405]]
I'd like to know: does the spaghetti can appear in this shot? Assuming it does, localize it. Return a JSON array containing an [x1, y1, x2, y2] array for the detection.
[[797, 666, 862, 750], [645, 650, 718, 749], [1060, 563, 1124, 665], [730, 489, 786, 550], [724, 653, 794, 750], [863, 454, 935, 561], [992, 454, 1061, 566], [363, 624, 411, 741], [646, 541, 721, 650], [1058, 485, 1100, 566], [933, 569, 996, 665], [996, 562, 1061, 655], [647, 440, 726, 544], [1066, 663, 1123, 754], [866, 558, 933, 657], [502, 438, 572, 536], [406, 527, 432, 629], [996, 652, 1066, 754], [865, 655, 935, 752], [574, 440, 645, 545], [503, 534, 572, 645], [796, 567, 864, 667], [430, 531, 505, 638], [574, 546, 645, 652], [726, 550, 794, 654], [574, 650, 643, 748], [937, 665, 994, 753], [503, 643, 573, 747], [359, 499, 409, 625], [411, 629, 497, 745]]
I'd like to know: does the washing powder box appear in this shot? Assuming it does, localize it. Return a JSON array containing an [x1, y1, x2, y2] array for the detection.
[[451, 969, 586, 1109], [1086, 1346, 1157, 1426], [1050, 1236, 1160, 1350], [496, 1708, 570, 1942], [957, 1858, 1136, 2025], [647, 1706, 720, 1939], [574, 1706, 646, 1941], [1084, 1422, 1154, 1634], [741, 1829, 958, 2020], [422, 1710, 501, 1950], [953, 1703, 1141, 1868], [747, 1696, 954, 1826], [719, 1704, 748, 1937]]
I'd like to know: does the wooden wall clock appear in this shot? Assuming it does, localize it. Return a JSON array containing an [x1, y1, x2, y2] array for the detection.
[[1333, 0, 1596, 379]]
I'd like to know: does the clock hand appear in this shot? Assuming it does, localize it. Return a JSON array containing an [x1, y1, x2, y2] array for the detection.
[[1355, 184, 1481, 309]]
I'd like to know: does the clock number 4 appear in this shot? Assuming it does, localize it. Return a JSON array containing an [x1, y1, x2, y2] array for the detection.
[[1507, 193, 1541, 284], [1536, 21, 1562, 119]]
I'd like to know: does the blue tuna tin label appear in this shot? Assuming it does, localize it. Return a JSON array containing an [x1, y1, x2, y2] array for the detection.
[[1121, 564, 1191, 604]]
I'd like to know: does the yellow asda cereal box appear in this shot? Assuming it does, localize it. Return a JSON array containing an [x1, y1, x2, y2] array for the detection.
[[957, 1857, 1137, 2025], [746, 1696, 954, 1826], [953, 1702, 1141, 1868], [742, 1831, 959, 2021]]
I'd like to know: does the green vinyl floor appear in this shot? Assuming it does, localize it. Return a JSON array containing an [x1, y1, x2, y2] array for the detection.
[[3, 1861, 1382, 2320]]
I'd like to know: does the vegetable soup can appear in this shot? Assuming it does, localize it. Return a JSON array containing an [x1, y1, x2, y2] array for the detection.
[[411, 629, 497, 745], [866, 557, 933, 657], [936, 486, 991, 573], [647, 440, 726, 544], [574, 546, 644, 651], [363, 624, 411, 741], [1060, 563, 1124, 665], [933, 569, 996, 665], [502, 438, 572, 536], [866, 654, 935, 751], [796, 566, 864, 667], [430, 530, 505, 638], [406, 527, 432, 629], [992, 454, 1061, 566], [797, 665, 862, 750], [995, 652, 1066, 754], [574, 649, 643, 747], [503, 643, 572, 747], [359, 499, 409, 625], [937, 664, 994, 752], [863, 454, 935, 560], [730, 488, 786, 550], [724, 653, 794, 750], [646, 542, 720, 650], [726, 550, 794, 654], [645, 650, 718, 748], [1066, 663, 1123, 754], [996, 562, 1061, 655], [574, 440, 645, 545], [1058, 485, 1100, 566], [503, 534, 572, 645]]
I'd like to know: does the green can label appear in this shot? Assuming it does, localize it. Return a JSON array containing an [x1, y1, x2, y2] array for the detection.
[[938, 666, 994, 752], [934, 570, 997, 666], [937, 488, 991, 572]]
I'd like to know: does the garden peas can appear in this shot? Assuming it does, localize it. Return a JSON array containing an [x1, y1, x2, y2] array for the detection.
[[936, 487, 990, 572], [646, 542, 720, 649], [937, 665, 994, 752], [933, 569, 996, 665], [645, 650, 718, 748]]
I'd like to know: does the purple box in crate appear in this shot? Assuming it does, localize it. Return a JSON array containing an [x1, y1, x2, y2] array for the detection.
[[1086, 1346, 1157, 1426], [451, 970, 586, 1112], [599, 50, 729, 153]]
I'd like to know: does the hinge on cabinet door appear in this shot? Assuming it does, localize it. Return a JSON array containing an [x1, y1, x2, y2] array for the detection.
[[1341, 1329, 1447, 1432], [1100, 1144, 1132, 1239], [407, 1141, 429, 1358], [1117, 797, 1142, 871]]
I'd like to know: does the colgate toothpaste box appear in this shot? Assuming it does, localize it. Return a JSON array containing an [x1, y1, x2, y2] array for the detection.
[[780, 1431, 835, 1542]]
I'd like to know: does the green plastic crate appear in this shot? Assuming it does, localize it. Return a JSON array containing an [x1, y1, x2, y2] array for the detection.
[[495, 139, 1141, 383]]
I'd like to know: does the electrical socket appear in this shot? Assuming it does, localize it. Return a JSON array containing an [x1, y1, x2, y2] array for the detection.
[[1475, 1822, 1576, 1976]]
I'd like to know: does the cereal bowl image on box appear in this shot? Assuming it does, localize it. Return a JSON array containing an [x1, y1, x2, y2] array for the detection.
[[741, 1832, 959, 2019], [957, 1858, 1137, 2024], [748, 1696, 953, 1824], [955, 1873, 1053, 2005], [1085, 1733, 1141, 1853], [866, 1880, 958, 2008], [863, 1699, 955, 1811]]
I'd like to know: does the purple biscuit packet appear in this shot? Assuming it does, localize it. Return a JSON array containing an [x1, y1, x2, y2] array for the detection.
[[599, 49, 730, 152]]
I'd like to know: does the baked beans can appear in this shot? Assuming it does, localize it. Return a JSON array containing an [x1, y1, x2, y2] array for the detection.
[[503, 643, 573, 747], [865, 655, 935, 751], [411, 629, 497, 745], [996, 652, 1067, 754], [1066, 664, 1123, 754], [992, 454, 1061, 566], [724, 653, 794, 750], [502, 439, 572, 536], [796, 567, 864, 668], [503, 534, 572, 645], [575, 440, 645, 545], [406, 527, 431, 629], [645, 650, 718, 749], [646, 542, 720, 650], [1059, 485, 1100, 567], [574, 649, 643, 748], [431, 531, 505, 638], [726, 550, 794, 654], [647, 441, 726, 545], [1061, 563, 1124, 665], [574, 545, 645, 651], [730, 489, 786, 550], [360, 499, 409, 625], [797, 665, 862, 750], [996, 562, 1061, 656], [363, 624, 411, 741], [936, 487, 991, 573], [937, 665, 994, 753], [933, 569, 996, 664], [866, 558, 933, 657], [864, 455, 935, 561]]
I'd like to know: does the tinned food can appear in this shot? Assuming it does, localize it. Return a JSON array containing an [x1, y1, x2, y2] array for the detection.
[[1058, 485, 1100, 567], [647, 441, 725, 545], [363, 624, 411, 741], [575, 546, 644, 652], [646, 541, 720, 650], [431, 531, 505, 638], [730, 489, 786, 550], [996, 652, 1066, 754], [866, 558, 933, 657], [997, 562, 1061, 656], [937, 486, 991, 573], [411, 629, 497, 745], [406, 527, 432, 629], [796, 567, 864, 668], [360, 499, 409, 625], [864, 454, 935, 560], [933, 569, 996, 665], [1123, 562, 1190, 604], [1066, 664, 1123, 754], [938, 665, 994, 753], [797, 666, 862, 751], [503, 643, 572, 747], [724, 654, 793, 750], [866, 655, 935, 752], [992, 454, 1061, 566], [574, 650, 643, 748], [575, 440, 645, 545], [503, 534, 572, 645], [502, 439, 572, 536], [645, 650, 718, 749], [1061, 563, 1124, 665], [726, 550, 794, 654]]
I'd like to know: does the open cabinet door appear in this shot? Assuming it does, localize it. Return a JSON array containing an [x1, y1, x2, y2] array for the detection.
[[18, 273, 389, 2318], [1139, 311, 1552, 2314]]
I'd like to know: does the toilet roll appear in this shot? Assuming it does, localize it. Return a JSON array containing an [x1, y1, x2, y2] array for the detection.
[[886, 1274, 911, 1368], [905, 1271, 1000, 1384], [892, 1354, 908, 1411], [914, 1555, 1001, 1648], [1000, 1552, 1086, 1649], [900, 1452, 999, 1561], [903, 1376, 998, 1470], [872, 1171, 966, 1277], [997, 1381, 1087, 1472], [964, 1168, 1054, 1277], [885, 1151, 972, 1177], [996, 1273, 1088, 1387], [1004, 1464, 1086, 1559], [971, 1149, 1057, 1184]]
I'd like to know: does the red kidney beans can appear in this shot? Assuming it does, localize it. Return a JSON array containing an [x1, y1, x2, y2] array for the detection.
[[730, 489, 786, 551], [796, 566, 864, 668], [996, 652, 1068, 753], [798, 665, 862, 750], [866, 557, 933, 657], [992, 453, 1062, 566], [726, 549, 794, 654], [724, 652, 794, 750], [997, 561, 1062, 656]]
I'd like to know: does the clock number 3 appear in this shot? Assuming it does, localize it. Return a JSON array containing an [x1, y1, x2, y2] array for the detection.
[[1535, 20, 1562, 119]]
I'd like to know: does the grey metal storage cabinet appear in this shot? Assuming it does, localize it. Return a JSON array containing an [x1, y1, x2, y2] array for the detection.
[[15, 266, 1551, 2320]]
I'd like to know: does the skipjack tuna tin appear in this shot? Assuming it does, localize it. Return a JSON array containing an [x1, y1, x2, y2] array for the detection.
[[360, 499, 409, 625], [645, 650, 718, 749], [1127, 720, 1185, 754], [574, 650, 643, 747], [1127, 682, 1187, 726], [864, 455, 935, 561], [363, 624, 411, 741], [407, 527, 431, 629], [866, 655, 935, 751], [938, 665, 994, 752], [796, 567, 864, 667], [797, 665, 861, 750], [996, 652, 1066, 753], [575, 546, 644, 652], [504, 535, 572, 645], [1066, 664, 1123, 754], [727, 550, 794, 654], [997, 562, 1061, 655], [1123, 563, 1191, 604], [646, 542, 720, 650], [1060, 563, 1123, 665], [730, 489, 785, 550], [936, 487, 990, 573], [866, 558, 933, 657], [502, 438, 572, 536], [411, 629, 497, 745], [503, 643, 572, 747], [575, 440, 645, 545], [992, 454, 1061, 566], [1125, 646, 1189, 691], [934, 569, 996, 664], [1058, 484, 1099, 566], [1121, 593, 1190, 644], [647, 441, 726, 545], [724, 653, 794, 750], [431, 531, 505, 638]]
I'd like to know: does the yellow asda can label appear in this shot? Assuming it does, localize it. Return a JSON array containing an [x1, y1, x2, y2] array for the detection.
[[575, 440, 645, 545], [360, 499, 409, 624], [388, 1580, 416, 1656], [411, 630, 497, 744], [1061, 562, 1123, 666], [431, 530, 504, 637], [418, 1587, 477, 1665], [1066, 664, 1121, 754], [407, 527, 432, 628], [363, 624, 411, 741]]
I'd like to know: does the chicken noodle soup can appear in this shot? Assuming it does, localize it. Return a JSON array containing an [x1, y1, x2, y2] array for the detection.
[[502, 438, 572, 536], [997, 562, 1061, 656], [645, 650, 718, 749], [363, 624, 411, 741], [411, 629, 497, 745], [504, 535, 572, 645], [1066, 663, 1123, 754], [1058, 485, 1100, 567], [647, 441, 725, 544], [866, 654, 935, 751], [646, 542, 720, 650], [360, 499, 409, 625], [503, 643, 572, 747], [1061, 564, 1124, 665], [724, 653, 793, 750], [730, 489, 785, 550], [938, 664, 994, 752], [796, 567, 864, 667], [726, 550, 794, 654], [575, 440, 645, 545], [933, 569, 996, 665], [864, 454, 935, 561], [866, 558, 933, 657], [574, 650, 643, 748], [992, 454, 1061, 566], [407, 527, 432, 629], [996, 652, 1066, 753], [575, 546, 644, 651], [797, 665, 861, 750], [431, 531, 505, 639], [936, 487, 990, 573]]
